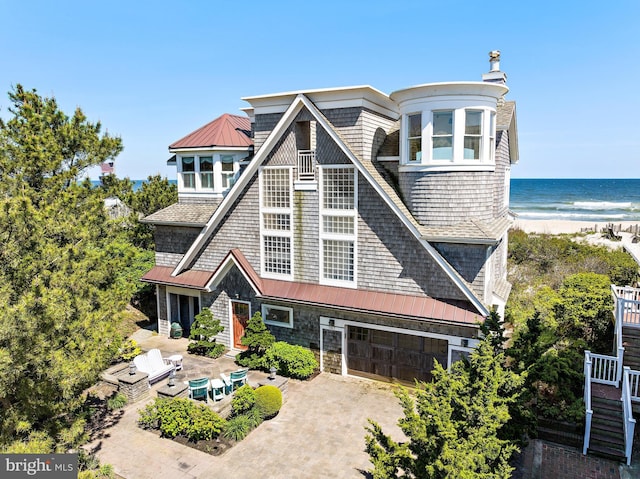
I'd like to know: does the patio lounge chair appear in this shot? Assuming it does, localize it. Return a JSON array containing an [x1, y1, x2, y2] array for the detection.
[[221, 368, 249, 391], [188, 377, 210, 403], [133, 348, 174, 384]]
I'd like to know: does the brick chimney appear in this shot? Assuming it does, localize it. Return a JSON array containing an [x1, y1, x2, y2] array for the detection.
[[482, 50, 507, 84]]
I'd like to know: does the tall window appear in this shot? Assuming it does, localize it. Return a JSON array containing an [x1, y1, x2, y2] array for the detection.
[[432, 111, 453, 160], [321, 167, 356, 284], [181, 157, 195, 188], [221, 155, 235, 189], [407, 113, 422, 162], [261, 168, 292, 277], [199, 156, 213, 189], [463, 110, 483, 160]]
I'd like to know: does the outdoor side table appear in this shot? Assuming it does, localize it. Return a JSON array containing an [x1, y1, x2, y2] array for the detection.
[[167, 354, 183, 371], [210, 378, 225, 401]]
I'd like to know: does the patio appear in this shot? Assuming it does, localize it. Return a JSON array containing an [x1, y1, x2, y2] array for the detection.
[[86, 327, 406, 478]]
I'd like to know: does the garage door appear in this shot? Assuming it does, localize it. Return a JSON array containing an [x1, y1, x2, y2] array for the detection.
[[346, 326, 448, 383]]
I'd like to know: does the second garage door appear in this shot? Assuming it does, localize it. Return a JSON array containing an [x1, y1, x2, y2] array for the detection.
[[346, 326, 448, 383]]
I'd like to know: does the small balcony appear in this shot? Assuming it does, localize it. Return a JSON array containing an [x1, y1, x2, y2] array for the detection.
[[295, 150, 317, 190]]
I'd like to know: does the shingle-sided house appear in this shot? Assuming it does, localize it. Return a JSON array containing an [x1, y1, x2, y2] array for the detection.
[[142, 52, 518, 383]]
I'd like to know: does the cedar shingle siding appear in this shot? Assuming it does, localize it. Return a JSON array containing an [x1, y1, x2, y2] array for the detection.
[[154, 226, 202, 267]]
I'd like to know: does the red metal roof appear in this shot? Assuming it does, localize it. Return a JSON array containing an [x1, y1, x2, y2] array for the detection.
[[223, 249, 482, 326], [141, 266, 214, 289], [169, 114, 252, 149], [143, 250, 483, 325]]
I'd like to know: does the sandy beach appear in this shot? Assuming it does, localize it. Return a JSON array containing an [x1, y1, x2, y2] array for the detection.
[[512, 219, 640, 235]]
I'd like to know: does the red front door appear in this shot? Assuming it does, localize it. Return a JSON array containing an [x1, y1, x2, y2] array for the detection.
[[232, 301, 250, 350]]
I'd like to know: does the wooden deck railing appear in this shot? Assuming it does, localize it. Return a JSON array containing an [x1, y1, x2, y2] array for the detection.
[[296, 150, 316, 181]]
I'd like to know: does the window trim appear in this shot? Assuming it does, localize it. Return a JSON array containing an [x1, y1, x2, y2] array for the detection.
[[261, 304, 294, 329], [319, 165, 358, 288], [259, 166, 294, 280]]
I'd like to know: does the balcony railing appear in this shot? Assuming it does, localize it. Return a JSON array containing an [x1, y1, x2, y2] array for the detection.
[[297, 150, 316, 182]]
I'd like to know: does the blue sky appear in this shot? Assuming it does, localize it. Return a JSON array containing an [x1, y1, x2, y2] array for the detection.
[[1, 0, 638, 179]]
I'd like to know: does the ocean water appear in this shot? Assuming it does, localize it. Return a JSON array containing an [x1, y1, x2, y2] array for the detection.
[[510, 179, 640, 222]]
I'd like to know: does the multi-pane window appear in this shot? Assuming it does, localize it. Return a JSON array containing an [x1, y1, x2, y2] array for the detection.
[[463, 110, 483, 160], [181, 157, 195, 188], [407, 113, 422, 162], [199, 156, 213, 188], [321, 167, 356, 285], [323, 240, 354, 281], [221, 155, 235, 189], [261, 168, 292, 277], [432, 111, 453, 160]]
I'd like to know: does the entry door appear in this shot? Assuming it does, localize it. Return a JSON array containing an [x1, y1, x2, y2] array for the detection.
[[232, 301, 250, 350]]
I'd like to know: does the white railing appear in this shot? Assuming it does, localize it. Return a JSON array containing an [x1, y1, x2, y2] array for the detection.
[[297, 150, 316, 181], [583, 353, 594, 455], [622, 367, 637, 465], [629, 369, 640, 402], [585, 350, 619, 386], [612, 285, 640, 328]]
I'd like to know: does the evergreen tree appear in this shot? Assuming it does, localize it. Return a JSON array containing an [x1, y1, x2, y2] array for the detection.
[[480, 308, 507, 356], [237, 312, 275, 369], [187, 309, 225, 358], [366, 340, 522, 479], [0, 85, 135, 450]]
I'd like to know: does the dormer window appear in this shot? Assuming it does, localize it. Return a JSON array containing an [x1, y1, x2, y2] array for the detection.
[[401, 107, 495, 169], [221, 155, 235, 188], [432, 111, 453, 160], [408, 113, 422, 162], [181, 157, 195, 188], [199, 156, 213, 189], [463, 110, 482, 160]]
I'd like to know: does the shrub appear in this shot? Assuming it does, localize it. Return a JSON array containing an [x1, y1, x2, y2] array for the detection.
[[223, 414, 252, 441], [118, 339, 141, 362], [187, 406, 226, 441], [106, 392, 127, 411], [231, 385, 256, 416], [254, 385, 282, 419], [263, 342, 318, 379], [137, 397, 226, 441], [244, 406, 264, 429]]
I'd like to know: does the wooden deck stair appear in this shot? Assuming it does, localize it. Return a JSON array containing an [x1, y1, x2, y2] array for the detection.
[[588, 390, 626, 462], [622, 325, 640, 370]]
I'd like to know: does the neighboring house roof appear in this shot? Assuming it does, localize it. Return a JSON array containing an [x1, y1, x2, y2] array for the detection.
[[141, 266, 214, 289], [172, 93, 490, 316], [169, 113, 252, 150], [203, 249, 484, 325], [140, 202, 220, 226]]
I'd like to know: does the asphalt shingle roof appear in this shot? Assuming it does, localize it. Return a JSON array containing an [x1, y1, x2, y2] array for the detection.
[[140, 202, 219, 226]]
